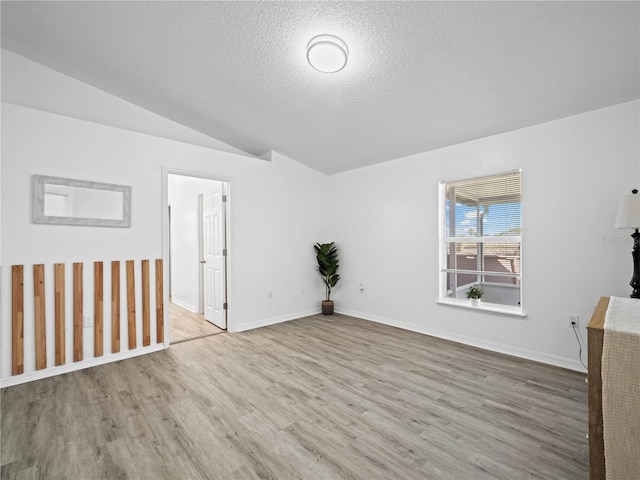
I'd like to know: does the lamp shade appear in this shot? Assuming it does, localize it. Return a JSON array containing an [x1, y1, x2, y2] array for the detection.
[[615, 190, 640, 229]]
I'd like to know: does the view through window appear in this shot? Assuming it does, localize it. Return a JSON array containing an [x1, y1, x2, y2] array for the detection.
[[439, 170, 522, 309]]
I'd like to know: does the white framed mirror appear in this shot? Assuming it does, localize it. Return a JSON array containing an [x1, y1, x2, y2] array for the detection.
[[32, 175, 131, 227]]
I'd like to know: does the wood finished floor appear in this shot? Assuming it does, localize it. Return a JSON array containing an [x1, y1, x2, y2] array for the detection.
[[169, 302, 224, 344], [1, 314, 588, 480]]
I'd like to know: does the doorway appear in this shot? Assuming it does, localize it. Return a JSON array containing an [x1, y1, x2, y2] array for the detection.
[[166, 172, 229, 344]]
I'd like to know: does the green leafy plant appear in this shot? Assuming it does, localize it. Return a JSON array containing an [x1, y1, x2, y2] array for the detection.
[[466, 284, 484, 300], [314, 242, 340, 301]]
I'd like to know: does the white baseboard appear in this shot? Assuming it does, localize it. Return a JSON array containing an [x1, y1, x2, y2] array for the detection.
[[0, 344, 166, 388], [336, 308, 586, 373], [170, 298, 198, 313], [2, 307, 584, 389], [231, 308, 321, 333]]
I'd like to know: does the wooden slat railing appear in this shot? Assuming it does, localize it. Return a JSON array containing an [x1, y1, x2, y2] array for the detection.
[[8, 259, 164, 376]]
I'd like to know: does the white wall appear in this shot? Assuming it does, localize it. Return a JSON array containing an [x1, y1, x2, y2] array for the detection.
[[168, 175, 222, 312], [1, 61, 329, 386], [329, 100, 640, 371]]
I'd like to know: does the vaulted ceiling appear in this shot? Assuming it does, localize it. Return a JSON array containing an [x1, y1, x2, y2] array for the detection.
[[2, 1, 638, 174]]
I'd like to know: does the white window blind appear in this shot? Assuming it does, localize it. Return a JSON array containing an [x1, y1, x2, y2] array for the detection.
[[439, 170, 522, 308]]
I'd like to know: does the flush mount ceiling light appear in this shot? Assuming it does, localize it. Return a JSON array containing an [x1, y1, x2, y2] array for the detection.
[[307, 34, 349, 73]]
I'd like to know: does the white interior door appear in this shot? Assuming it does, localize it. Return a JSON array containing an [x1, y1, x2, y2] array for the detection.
[[202, 190, 227, 329]]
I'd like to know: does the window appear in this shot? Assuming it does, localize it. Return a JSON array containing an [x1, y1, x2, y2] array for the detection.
[[439, 170, 522, 312]]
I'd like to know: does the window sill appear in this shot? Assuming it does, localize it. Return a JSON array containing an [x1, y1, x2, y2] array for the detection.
[[437, 298, 527, 318]]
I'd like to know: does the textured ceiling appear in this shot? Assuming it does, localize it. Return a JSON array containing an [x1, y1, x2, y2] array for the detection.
[[2, 1, 639, 174]]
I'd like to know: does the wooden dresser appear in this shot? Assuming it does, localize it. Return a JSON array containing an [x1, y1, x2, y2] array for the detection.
[[587, 296, 609, 480]]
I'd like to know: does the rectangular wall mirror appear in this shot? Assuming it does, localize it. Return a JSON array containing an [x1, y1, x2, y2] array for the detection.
[[32, 175, 131, 227]]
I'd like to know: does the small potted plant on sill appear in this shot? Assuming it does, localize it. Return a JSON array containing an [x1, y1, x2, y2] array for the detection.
[[466, 284, 484, 306], [314, 242, 340, 315]]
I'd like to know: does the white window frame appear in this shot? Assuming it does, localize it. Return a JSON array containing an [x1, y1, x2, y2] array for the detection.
[[437, 170, 526, 317]]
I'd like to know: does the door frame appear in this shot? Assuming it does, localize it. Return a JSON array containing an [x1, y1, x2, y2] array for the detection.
[[162, 167, 232, 345]]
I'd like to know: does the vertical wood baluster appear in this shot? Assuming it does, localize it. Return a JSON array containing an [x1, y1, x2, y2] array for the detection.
[[12, 265, 24, 375], [54, 264, 66, 366], [74, 263, 83, 362], [94, 262, 104, 357], [126, 260, 136, 349], [155, 259, 164, 344], [33, 264, 47, 370], [111, 261, 120, 353], [142, 260, 150, 346]]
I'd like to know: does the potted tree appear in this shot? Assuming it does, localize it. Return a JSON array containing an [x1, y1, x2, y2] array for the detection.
[[314, 242, 340, 315], [466, 284, 484, 306]]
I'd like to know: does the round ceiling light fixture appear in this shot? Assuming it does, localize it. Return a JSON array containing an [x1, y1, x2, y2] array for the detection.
[[307, 34, 349, 73]]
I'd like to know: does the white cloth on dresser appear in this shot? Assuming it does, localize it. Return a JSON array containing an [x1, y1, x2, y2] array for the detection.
[[602, 296, 640, 480]]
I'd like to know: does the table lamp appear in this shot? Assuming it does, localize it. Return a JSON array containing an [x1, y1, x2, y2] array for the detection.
[[615, 189, 640, 298]]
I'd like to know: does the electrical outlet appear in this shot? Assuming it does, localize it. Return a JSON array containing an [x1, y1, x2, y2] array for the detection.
[[299, 286, 304, 294], [569, 314, 579, 328], [267, 290, 273, 299], [84, 315, 94, 328], [359, 283, 365, 293]]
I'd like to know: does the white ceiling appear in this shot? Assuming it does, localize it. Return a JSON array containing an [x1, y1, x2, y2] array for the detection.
[[1, 1, 638, 174]]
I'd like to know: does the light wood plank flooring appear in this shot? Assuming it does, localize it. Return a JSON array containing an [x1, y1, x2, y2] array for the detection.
[[1, 314, 588, 479], [169, 301, 224, 344]]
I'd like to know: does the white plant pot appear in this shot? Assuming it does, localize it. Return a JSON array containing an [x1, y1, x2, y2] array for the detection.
[[470, 298, 481, 307]]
